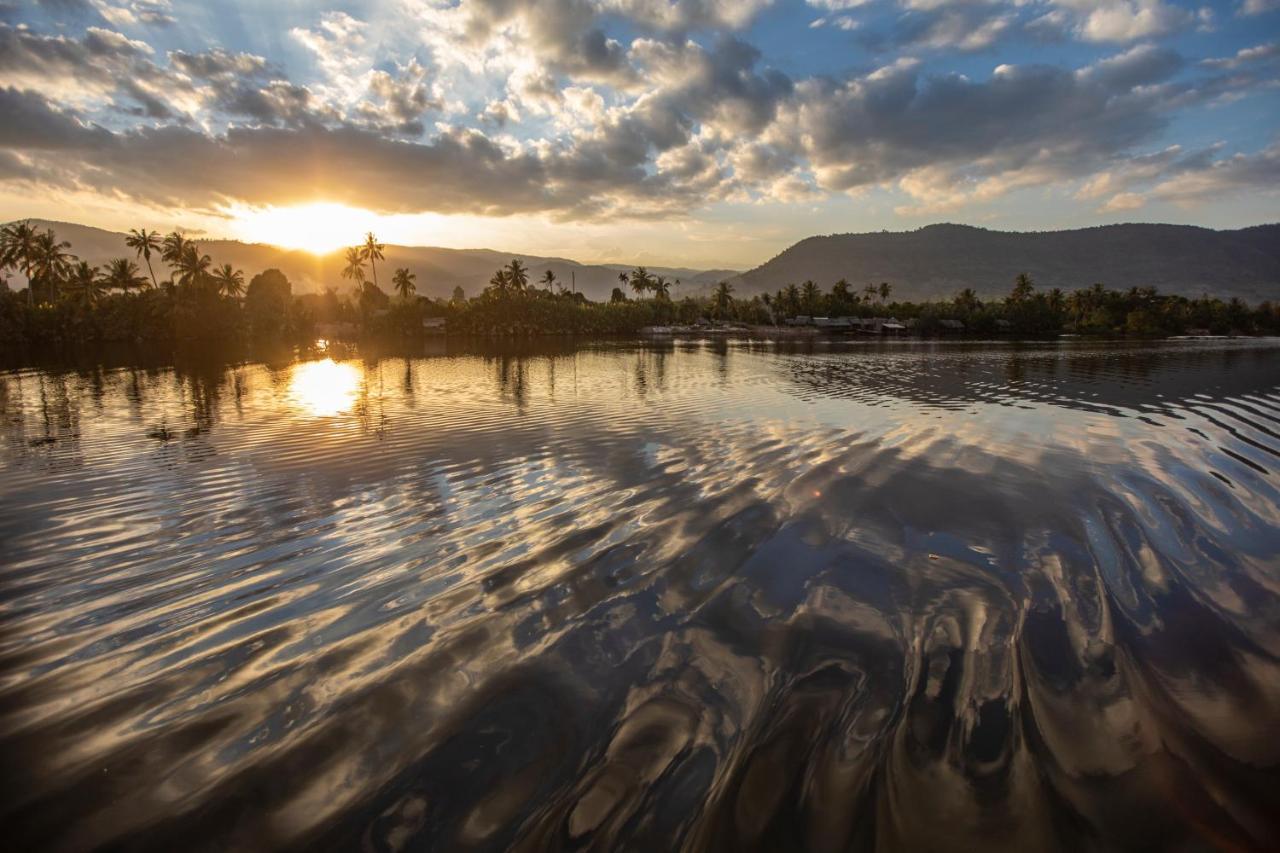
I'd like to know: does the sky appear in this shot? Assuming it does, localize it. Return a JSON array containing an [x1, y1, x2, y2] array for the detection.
[[0, 0, 1277, 269]]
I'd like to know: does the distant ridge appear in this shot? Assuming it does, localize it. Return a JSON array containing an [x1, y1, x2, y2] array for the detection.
[[733, 223, 1280, 303], [5, 220, 737, 302]]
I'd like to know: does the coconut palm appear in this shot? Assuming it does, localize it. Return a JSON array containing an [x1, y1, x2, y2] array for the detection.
[[955, 287, 980, 314], [713, 281, 734, 318], [0, 220, 41, 305], [31, 229, 75, 301], [360, 232, 385, 289], [125, 228, 161, 289], [1010, 272, 1035, 303], [801, 280, 821, 314], [540, 269, 557, 292], [392, 267, 417, 300], [102, 257, 148, 294], [161, 231, 189, 269], [651, 275, 672, 301], [175, 243, 212, 290], [488, 268, 510, 298], [212, 263, 245, 298], [628, 266, 652, 298], [66, 261, 104, 304], [878, 281, 892, 302], [342, 247, 366, 289], [505, 258, 528, 293]]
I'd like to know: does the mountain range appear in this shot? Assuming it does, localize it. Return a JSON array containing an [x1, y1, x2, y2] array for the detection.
[[6, 220, 1279, 304], [733, 223, 1280, 302], [10, 221, 736, 302]]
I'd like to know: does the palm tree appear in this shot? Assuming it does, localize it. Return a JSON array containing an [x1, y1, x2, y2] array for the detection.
[[175, 243, 212, 290], [713, 280, 734, 319], [831, 278, 853, 306], [342, 247, 366, 290], [102, 257, 147, 294], [212, 263, 245, 298], [0, 220, 40, 305], [781, 283, 800, 317], [360, 232, 385, 289], [801, 280, 821, 315], [392, 267, 417, 300], [628, 266, 652, 298], [161, 232, 189, 277], [66, 261, 103, 304], [488, 268, 510, 298], [651, 275, 671, 301], [32, 229, 75, 302], [955, 287, 980, 314], [878, 282, 892, 303], [1010, 272, 1035, 303], [125, 228, 161, 289], [540, 269, 557, 292], [505, 258, 528, 293]]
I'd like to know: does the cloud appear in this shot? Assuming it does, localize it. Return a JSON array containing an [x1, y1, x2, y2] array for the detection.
[[92, 0, 175, 27], [1052, 0, 1194, 42], [0, 23, 176, 117], [1240, 0, 1279, 14], [1074, 140, 1280, 211], [767, 46, 1214, 211], [1200, 41, 1279, 70]]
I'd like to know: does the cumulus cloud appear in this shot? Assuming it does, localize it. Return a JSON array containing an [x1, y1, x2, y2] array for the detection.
[[0, 0, 1276, 229], [1052, 0, 1194, 42]]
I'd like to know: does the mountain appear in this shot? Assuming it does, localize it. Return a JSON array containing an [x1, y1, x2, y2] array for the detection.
[[7, 221, 739, 302], [734, 223, 1280, 303]]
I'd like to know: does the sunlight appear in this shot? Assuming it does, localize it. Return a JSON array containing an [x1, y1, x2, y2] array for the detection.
[[232, 203, 383, 255], [289, 358, 360, 417]]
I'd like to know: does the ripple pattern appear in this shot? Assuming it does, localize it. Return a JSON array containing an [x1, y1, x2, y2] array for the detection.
[[0, 339, 1278, 851]]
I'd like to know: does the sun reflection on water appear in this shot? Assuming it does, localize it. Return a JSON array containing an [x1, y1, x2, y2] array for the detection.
[[289, 358, 360, 417]]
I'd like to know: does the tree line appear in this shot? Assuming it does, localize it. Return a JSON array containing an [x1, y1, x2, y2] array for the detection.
[[3, 221, 1278, 346], [1, 221, 296, 346]]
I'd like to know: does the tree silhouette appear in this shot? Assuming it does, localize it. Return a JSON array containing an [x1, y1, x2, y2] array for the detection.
[[361, 232, 385, 289], [713, 280, 734, 319], [175, 243, 213, 291], [32, 229, 75, 302], [505, 258, 529, 293], [392, 267, 417, 300], [103, 258, 148, 294], [342, 247, 366, 290], [628, 266, 652, 298], [0, 220, 40, 305], [125, 228, 161, 289], [66, 261, 103, 304], [212, 263, 245, 298]]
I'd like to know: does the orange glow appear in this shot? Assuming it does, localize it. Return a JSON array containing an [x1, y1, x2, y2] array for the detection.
[[231, 203, 383, 255]]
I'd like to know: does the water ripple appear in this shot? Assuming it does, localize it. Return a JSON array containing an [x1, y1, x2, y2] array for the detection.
[[1, 339, 1278, 851]]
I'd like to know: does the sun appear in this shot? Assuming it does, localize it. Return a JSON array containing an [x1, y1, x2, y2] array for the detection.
[[231, 203, 383, 255]]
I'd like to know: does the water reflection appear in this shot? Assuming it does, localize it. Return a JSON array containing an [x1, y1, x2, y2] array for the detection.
[[0, 339, 1278, 851], [289, 358, 361, 418]]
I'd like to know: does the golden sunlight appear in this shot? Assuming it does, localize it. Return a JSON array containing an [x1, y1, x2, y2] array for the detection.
[[232, 203, 383, 255], [289, 358, 360, 417]]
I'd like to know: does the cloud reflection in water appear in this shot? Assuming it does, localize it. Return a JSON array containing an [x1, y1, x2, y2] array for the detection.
[[0, 339, 1277, 851]]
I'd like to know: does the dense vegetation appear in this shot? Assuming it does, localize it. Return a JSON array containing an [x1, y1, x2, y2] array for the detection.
[[3, 222, 1278, 349]]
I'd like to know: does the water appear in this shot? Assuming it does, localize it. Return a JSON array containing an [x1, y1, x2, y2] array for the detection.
[[1, 339, 1278, 851]]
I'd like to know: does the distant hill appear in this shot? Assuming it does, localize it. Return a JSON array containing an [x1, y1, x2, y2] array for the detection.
[[5, 221, 738, 302], [734, 223, 1280, 303]]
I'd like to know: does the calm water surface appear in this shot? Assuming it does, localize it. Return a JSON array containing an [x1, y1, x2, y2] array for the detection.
[[1, 339, 1279, 851]]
